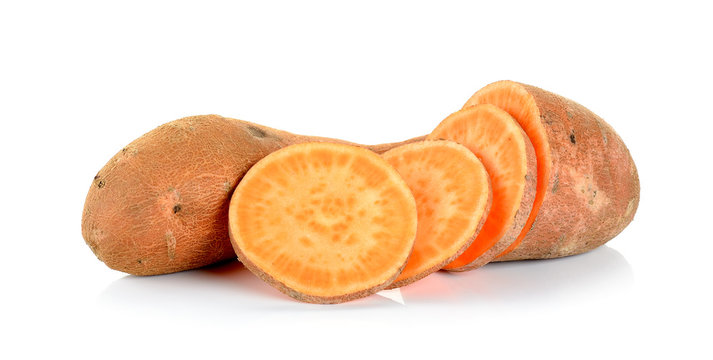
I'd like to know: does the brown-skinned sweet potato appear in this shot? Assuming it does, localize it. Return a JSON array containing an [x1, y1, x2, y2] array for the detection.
[[82, 80, 640, 281], [81, 115, 421, 276]]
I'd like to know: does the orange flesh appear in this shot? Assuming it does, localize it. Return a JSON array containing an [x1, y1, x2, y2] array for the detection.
[[428, 105, 530, 269], [229, 143, 417, 299], [382, 141, 490, 287], [464, 81, 548, 256]]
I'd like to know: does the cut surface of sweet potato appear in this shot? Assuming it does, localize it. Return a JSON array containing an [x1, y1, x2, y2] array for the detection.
[[381, 140, 490, 288], [428, 104, 536, 270], [228, 142, 417, 304]]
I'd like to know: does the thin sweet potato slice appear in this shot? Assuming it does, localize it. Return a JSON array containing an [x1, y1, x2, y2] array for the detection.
[[428, 104, 537, 271], [228, 142, 417, 304], [464, 81, 639, 260], [381, 140, 491, 288]]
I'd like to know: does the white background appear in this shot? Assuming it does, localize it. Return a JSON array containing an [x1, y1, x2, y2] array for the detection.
[[1, 1, 711, 359]]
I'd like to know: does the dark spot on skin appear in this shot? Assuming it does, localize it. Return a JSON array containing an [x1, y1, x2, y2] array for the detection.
[[137, 259, 143, 264], [97, 180, 105, 188], [122, 147, 127, 153], [173, 204, 182, 214], [552, 176, 560, 193], [247, 126, 267, 138], [570, 132, 576, 144], [541, 113, 554, 125], [94, 175, 100, 180]]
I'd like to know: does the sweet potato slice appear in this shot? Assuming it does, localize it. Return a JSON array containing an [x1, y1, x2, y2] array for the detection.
[[428, 105, 537, 270], [464, 81, 640, 260], [381, 140, 491, 287], [228, 142, 417, 304]]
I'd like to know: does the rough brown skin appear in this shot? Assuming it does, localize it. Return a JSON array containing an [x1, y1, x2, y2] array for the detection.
[[81, 115, 422, 276], [465, 81, 640, 261]]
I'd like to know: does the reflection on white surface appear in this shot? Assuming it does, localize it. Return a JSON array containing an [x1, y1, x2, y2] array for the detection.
[[376, 288, 405, 304], [399, 245, 633, 305], [98, 245, 632, 316]]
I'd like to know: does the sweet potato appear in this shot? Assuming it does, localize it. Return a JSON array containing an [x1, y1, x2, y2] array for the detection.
[[463, 81, 640, 260], [82, 79, 639, 284], [228, 142, 417, 303], [81, 115, 420, 276], [381, 140, 491, 287], [427, 105, 537, 270]]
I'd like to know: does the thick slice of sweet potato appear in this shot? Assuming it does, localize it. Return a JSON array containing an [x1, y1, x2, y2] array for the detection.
[[228, 142, 417, 303], [464, 81, 639, 260], [428, 105, 537, 270], [381, 140, 491, 287]]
